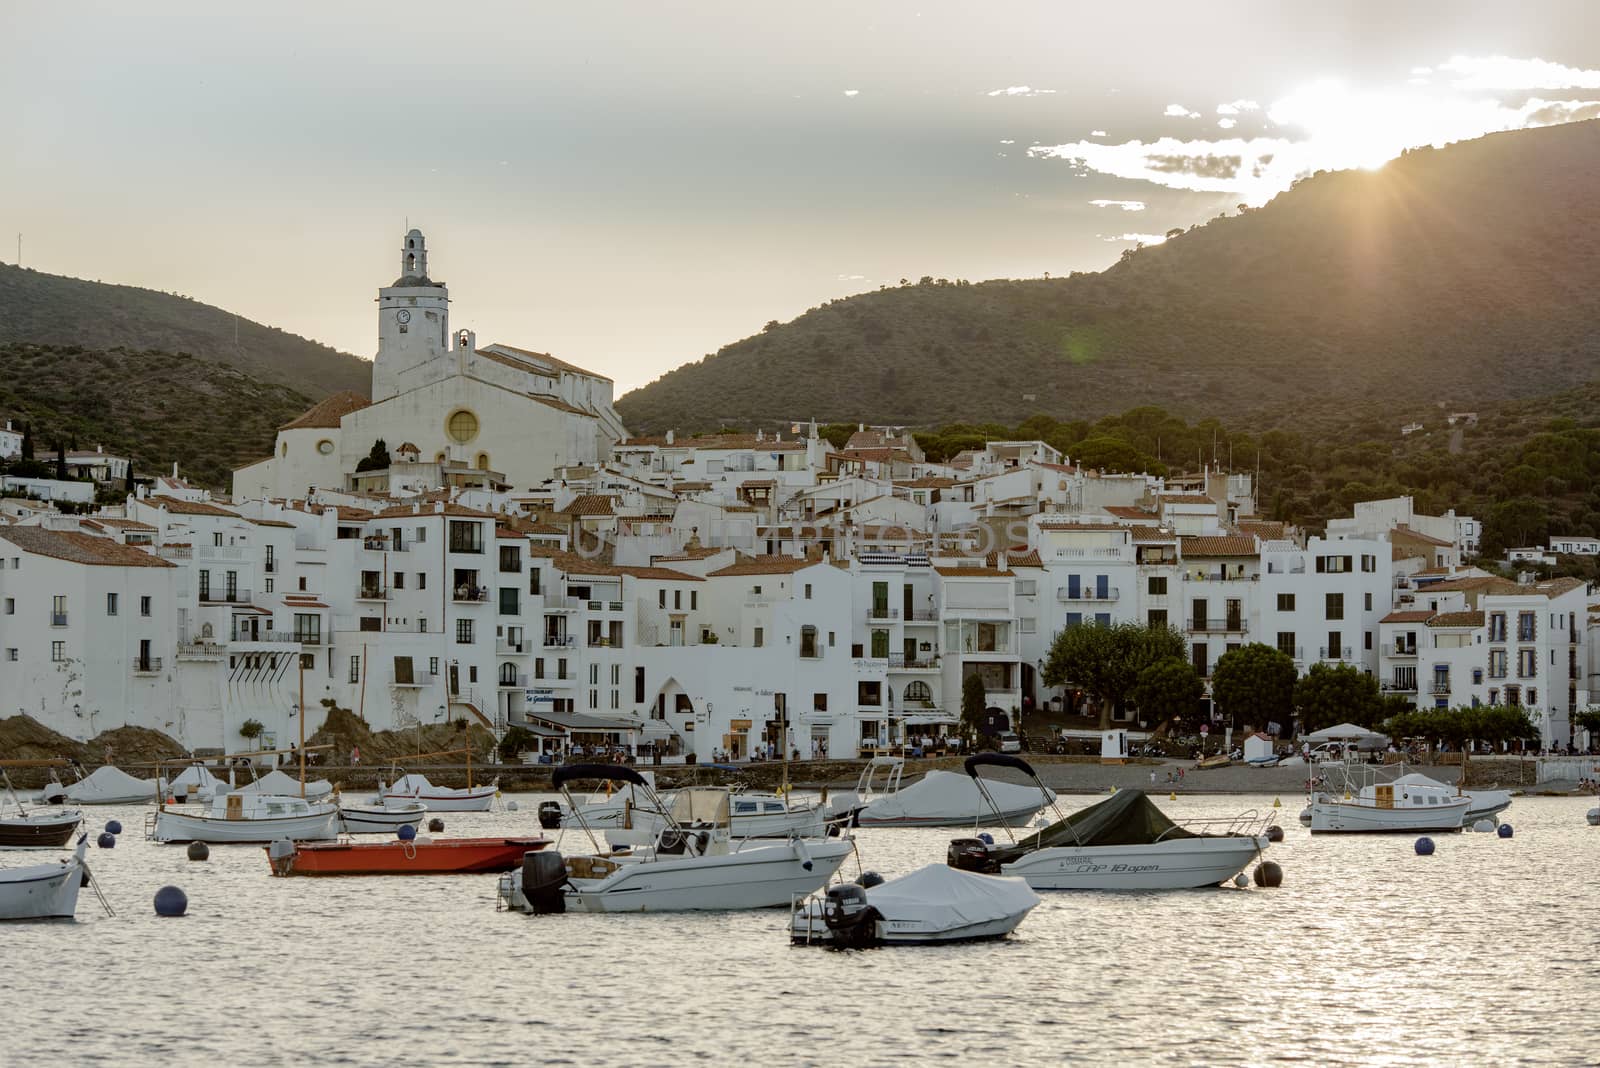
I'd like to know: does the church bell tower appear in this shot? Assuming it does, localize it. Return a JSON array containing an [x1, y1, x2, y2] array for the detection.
[[372, 228, 450, 402]]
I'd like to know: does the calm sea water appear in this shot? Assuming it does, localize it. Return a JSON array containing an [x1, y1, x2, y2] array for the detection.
[[1, 792, 1595, 1067]]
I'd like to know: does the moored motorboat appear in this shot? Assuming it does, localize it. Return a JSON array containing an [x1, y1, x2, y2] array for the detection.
[[233, 768, 335, 801], [379, 773, 498, 812], [1388, 772, 1511, 822], [1308, 766, 1471, 833], [790, 864, 1040, 946], [0, 837, 90, 920], [603, 788, 840, 847], [59, 765, 160, 805], [1, 765, 83, 849], [148, 791, 340, 844], [847, 760, 1054, 828], [498, 765, 854, 914], [948, 755, 1272, 890], [338, 801, 427, 834], [267, 835, 550, 876]]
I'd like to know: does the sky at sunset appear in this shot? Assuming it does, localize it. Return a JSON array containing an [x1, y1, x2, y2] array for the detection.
[[4, 1, 1600, 394]]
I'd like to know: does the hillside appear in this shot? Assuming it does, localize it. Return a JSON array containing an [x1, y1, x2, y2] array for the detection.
[[617, 119, 1600, 433], [0, 263, 369, 398], [0, 342, 313, 488]]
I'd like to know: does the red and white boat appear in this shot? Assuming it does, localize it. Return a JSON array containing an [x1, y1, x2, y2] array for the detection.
[[378, 773, 498, 812], [266, 835, 549, 877]]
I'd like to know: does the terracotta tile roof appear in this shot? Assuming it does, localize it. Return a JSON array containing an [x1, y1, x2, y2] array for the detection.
[[1413, 566, 1452, 576], [1004, 548, 1043, 568], [1104, 506, 1158, 520], [246, 518, 296, 529], [321, 505, 374, 522], [1391, 524, 1453, 548], [654, 546, 727, 562], [739, 478, 777, 488], [1162, 494, 1217, 506], [1531, 576, 1586, 597], [934, 564, 1011, 578], [1128, 525, 1177, 542], [495, 526, 524, 539], [1381, 610, 1436, 624], [279, 390, 369, 431], [1031, 461, 1077, 474], [148, 495, 240, 518], [283, 599, 330, 609], [671, 481, 713, 492], [560, 494, 616, 517], [1237, 520, 1287, 539], [0, 528, 174, 568], [622, 434, 804, 452], [833, 447, 903, 463], [554, 551, 700, 582], [707, 554, 815, 577], [530, 394, 594, 417], [81, 518, 157, 531], [894, 477, 958, 489], [1428, 610, 1485, 628], [1422, 576, 1523, 595], [368, 502, 499, 521], [472, 347, 559, 379], [1180, 535, 1257, 557]]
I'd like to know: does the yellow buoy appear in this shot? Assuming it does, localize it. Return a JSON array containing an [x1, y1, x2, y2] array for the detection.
[[1169, 792, 1177, 801], [1272, 797, 1282, 808]]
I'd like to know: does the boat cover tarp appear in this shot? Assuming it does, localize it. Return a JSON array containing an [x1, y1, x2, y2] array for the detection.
[[865, 863, 1040, 930], [1305, 723, 1390, 748], [988, 789, 1191, 866], [64, 766, 159, 804], [168, 765, 227, 795], [860, 769, 1053, 823], [233, 769, 333, 799]]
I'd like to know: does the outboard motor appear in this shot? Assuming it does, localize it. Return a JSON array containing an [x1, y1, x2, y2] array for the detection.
[[537, 801, 563, 830], [948, 837, 996, 874], [267, 838, 297, 877], [40, 782, 67, 805], [822, 884, 880, 949], [521, 850, 567, 914]]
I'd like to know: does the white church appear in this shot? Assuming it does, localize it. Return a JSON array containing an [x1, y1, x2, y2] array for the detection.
[[233, 230, 625, 499]]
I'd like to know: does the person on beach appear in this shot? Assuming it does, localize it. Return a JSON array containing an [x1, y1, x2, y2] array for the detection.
[[351, 745, 360, 766]]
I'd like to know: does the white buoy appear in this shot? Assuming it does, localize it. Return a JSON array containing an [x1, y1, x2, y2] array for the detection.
[[506, 800, 520, 812], [1233, 873, 1249, 888], [1472, 819, 1494, 833]]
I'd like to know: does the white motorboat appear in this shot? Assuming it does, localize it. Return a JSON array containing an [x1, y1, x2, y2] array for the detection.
[[790, 864, 1040, 946], [338, 801, 427, 834], [1587, 807, 1599, 826], [602, 788, 839, 848], [232, 768, 335, 801], [844, 758, 1054, 828], [0, 836, 89, 920], [949, 755, 1273, 890], [551, 771, 661, 829], [56, 765, 159, 806], [166, 763, 228, 803], [147, 791, 340, 844], [379, 773, 498, 812], [1389, 772, 1511, 822], [1309, 785, 1469, 833], [498, 765, 853, 914]]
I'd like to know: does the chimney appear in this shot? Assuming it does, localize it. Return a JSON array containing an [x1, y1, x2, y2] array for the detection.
[[665, 430, 675, 445], [97, 444, 103, 454]]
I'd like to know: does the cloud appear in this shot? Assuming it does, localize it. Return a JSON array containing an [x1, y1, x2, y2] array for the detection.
[[1034, 74, 1600, 204], [1215, 99, 1260, 115], [1164, 104, 1201, 118], [1090, 130, 1107, 137], [999, 139, 1015, 145], [843, 89, 860, 97], [1088, 199, 1147, 211], [1217, 117, 1237, 129], [987, 86, 1056, 97], [1440, 54, 1600, 90]]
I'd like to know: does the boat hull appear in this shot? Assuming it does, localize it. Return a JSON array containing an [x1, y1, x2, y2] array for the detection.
[[152, 807, 341, 844], [1309, 800, 1468, 833], [568, 842, 852, 911], [379, 787, 496, 812], [999, 837, 1269, 890], [0, 812, 83, 848], [338, 804, 426, 834], [0, 855, 85, 919], [791, 908, 1029, 944], [857, 801, 1044, 829], [269, 836, 549, 876]]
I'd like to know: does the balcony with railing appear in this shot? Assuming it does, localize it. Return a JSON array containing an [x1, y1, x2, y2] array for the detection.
[[294, 630, 323, 646], [1319, 645, 1353, 661], [1058, 587, 1120, 602], [542, 633, 576, 648], [586, 600, 627, 613], [1184, 571, 1258, 582], [866, 607, 901, 621], [50, 612, 68, 627], [390, 672, 435, 689], [1383, 673, 1418, 692], [906, 609, 939, 622], [887, 653, 939, 670], [1191, 618, 1249, 634], [200, 588, 253, 605], [176, 641, 226, 660], [357, 584, 389, 601], [497, 637, 528, 655], [132, 656, 163, 674], [263, 559, 277, 573], [452, 587, 489, 604], [1388, 643, 1418, 658], [363, 536, 407, 552], [497, 673, 531, 689], [1431, 677, 1452, 695]]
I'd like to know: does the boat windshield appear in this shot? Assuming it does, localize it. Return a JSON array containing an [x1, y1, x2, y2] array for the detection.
[[669, 789, 731, 828]]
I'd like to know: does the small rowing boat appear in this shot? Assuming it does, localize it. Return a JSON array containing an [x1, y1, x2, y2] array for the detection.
[[266, 836, 550, 877]]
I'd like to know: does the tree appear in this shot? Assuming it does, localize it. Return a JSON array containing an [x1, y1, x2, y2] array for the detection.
[[19, 423, 32, 461], [1209, 643, 1297, 731], [959, 673, 987, 745], [499, 725, 539, 762], [1042, 621, 1186, 729], [1293, 662, 1380, 733], [1130, 657, 1203, 732], [354, 438, 391, 473], [238, 718, 264, 744]]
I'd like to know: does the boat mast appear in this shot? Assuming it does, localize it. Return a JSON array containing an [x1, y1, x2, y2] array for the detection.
[[298, 655, 307, 799]]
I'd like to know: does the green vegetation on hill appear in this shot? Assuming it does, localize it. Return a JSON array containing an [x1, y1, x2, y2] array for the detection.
[[617, 120, 1600, 434], [0, 262, 369, 398], [0, 342, 313, 488]]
